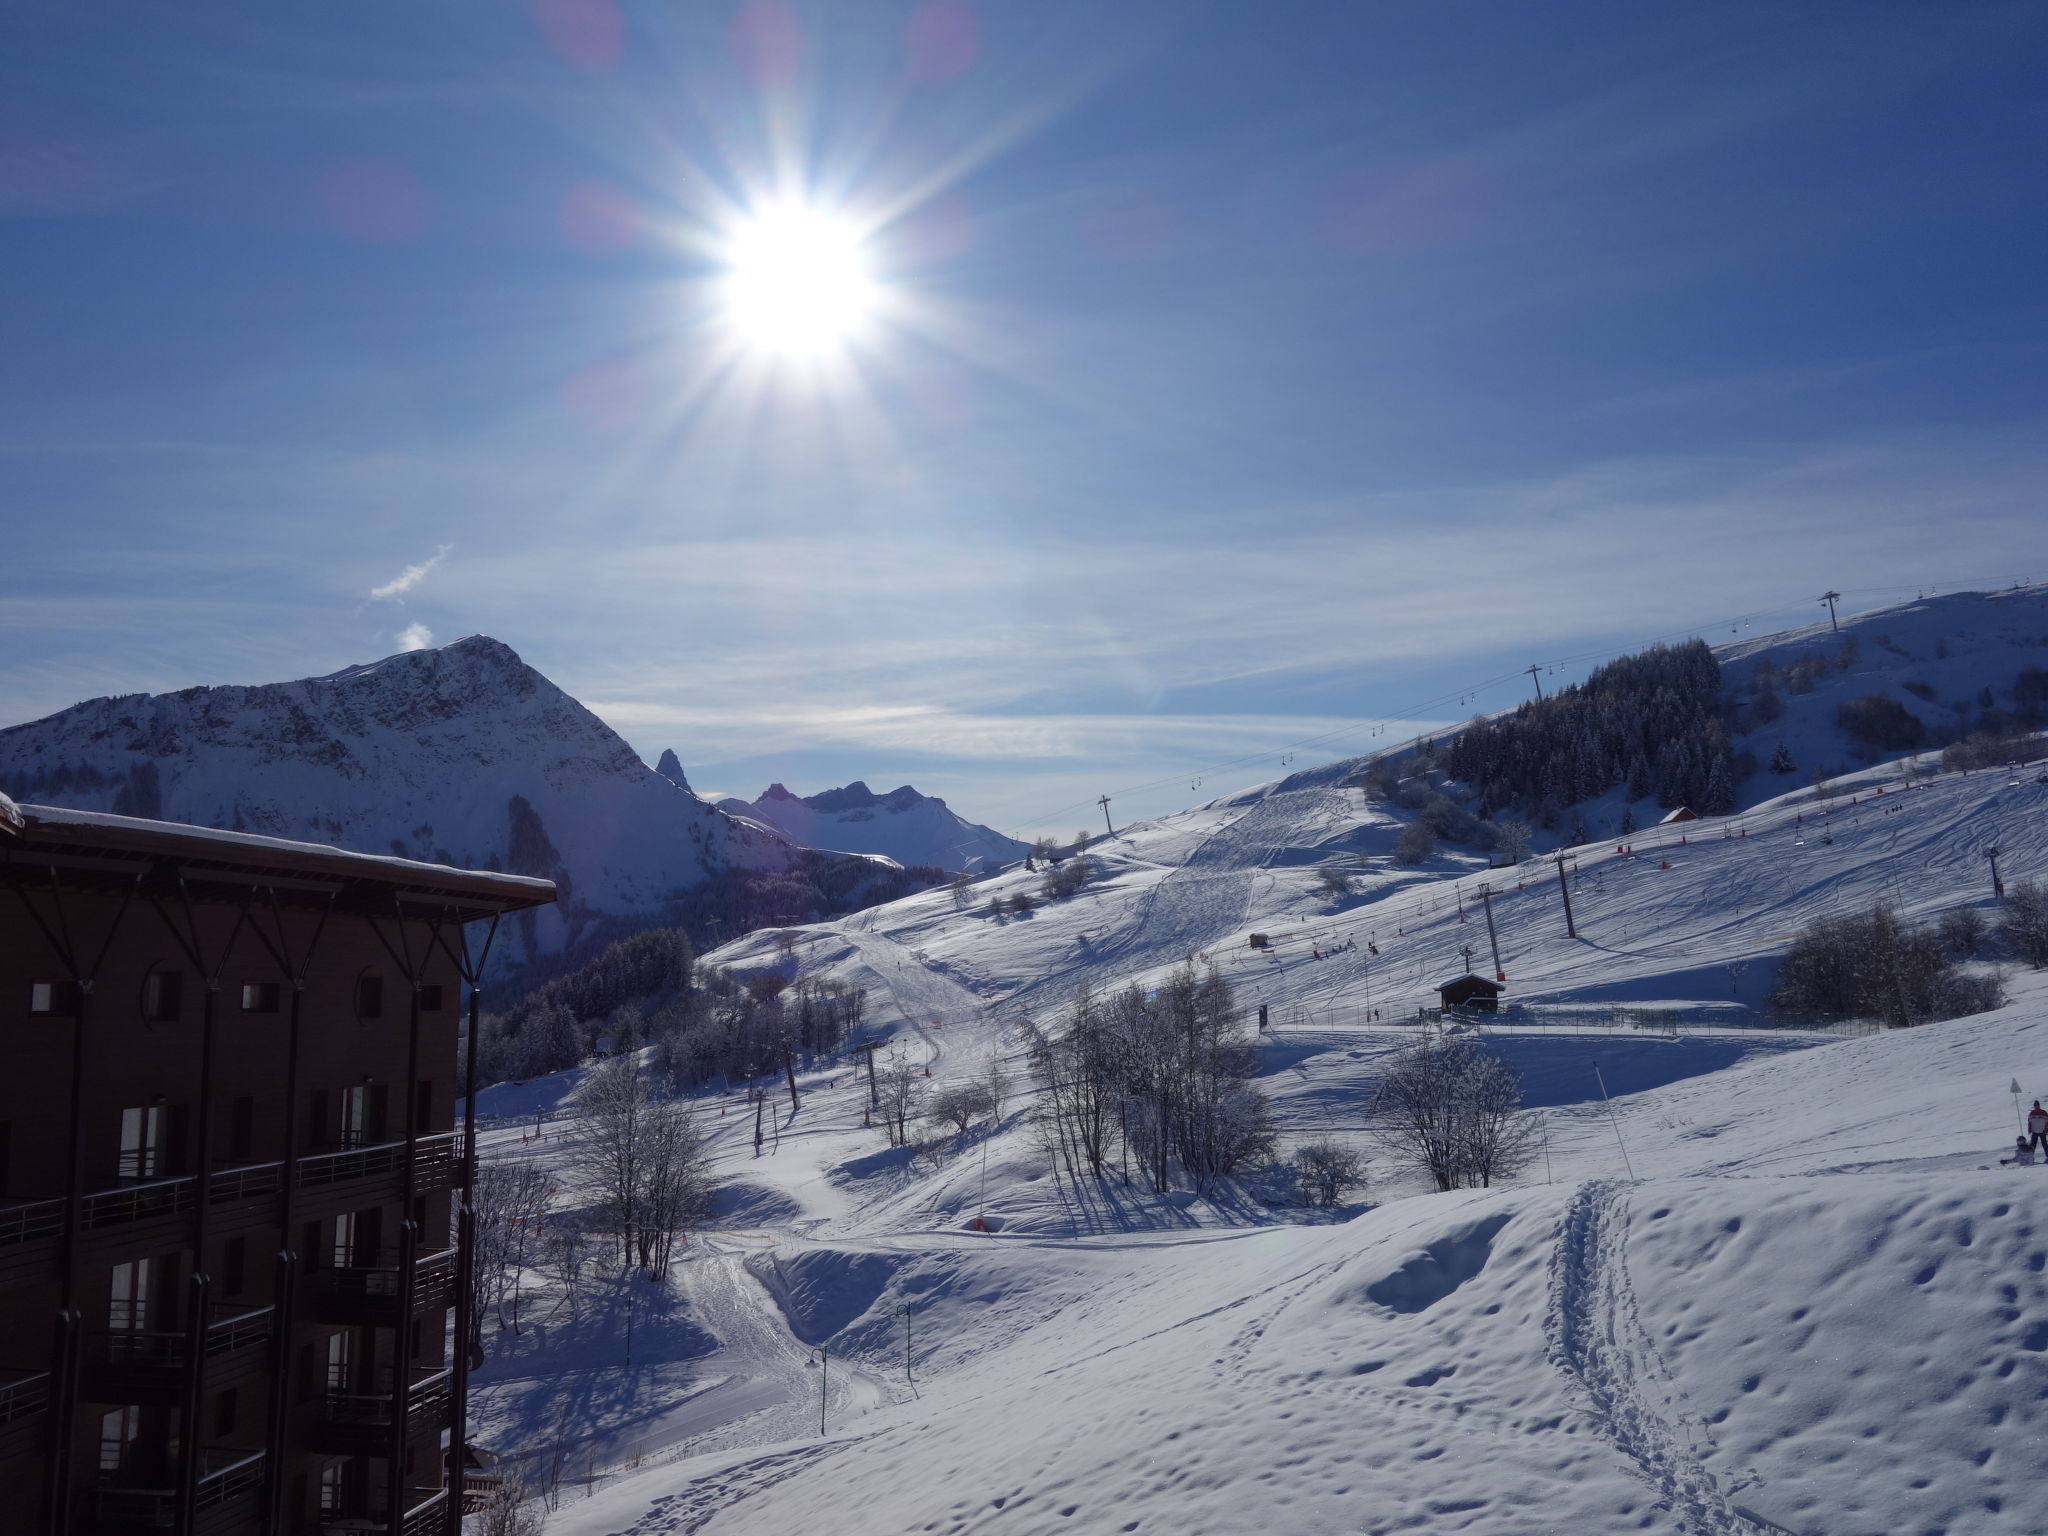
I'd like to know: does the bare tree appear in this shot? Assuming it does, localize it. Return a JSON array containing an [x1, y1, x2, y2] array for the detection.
[[1315, 865, 1353, 900], [472, 1466, 546, 1536], [469, 1158, 553, 1358], [1368, 1036, 1536, 1191], [1455, 1048, 1541, 1189], [572, 1054, 712, 1277], [1293, 1139, 1367, 1207], [928, 1080, 996, 1136], [875, 1061, 926, 1147], [1494, 817, 1534, 865], [1937, 904, 1986, 958], [2004, 880, 2048, 968], [1771, 903, 2003, 1026], [635, 1098, 713, 1278], [1393, 821, 1438, 866], [574, 1054, 647, 1265]]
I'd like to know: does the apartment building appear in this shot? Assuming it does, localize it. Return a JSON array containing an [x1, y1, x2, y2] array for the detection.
[[0, 793, 554, 1536]]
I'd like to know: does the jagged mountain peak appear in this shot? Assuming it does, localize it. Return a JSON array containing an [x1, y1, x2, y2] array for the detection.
[[739, 778, 1025, 871], [654, 748, 691, 792]]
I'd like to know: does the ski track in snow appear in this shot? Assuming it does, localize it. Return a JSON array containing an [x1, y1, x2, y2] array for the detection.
[[1547, 1183, 1778, 1536]]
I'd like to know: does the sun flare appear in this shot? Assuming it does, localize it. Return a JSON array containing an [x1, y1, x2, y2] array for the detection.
[[720, 205, 881, 358]]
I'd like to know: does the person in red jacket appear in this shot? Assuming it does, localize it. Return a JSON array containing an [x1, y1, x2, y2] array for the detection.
[[2028, 1100, 2048, 1155]]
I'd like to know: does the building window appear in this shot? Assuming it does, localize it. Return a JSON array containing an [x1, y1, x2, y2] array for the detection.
[[110, 1258, 152, 1332], [317, 1459, 346, 1516], [99, 1405, 142, 1474], [222, 1236, 246, 1298], [240, 981, 280, 1013], [323, 1328, 352, 1393], [117, 1106, 162, 1180], [141, 970, 183, 1023], [418, 984, 445, 1011], [213, 1387, 238, 1438], [30, 980, 80, 1015], [355, 973, 384, 1021]]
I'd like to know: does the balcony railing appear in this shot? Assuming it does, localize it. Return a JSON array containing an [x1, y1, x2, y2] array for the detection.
[[0, 1197, 63, 1247], [0, 1370, 50, 1425], [95, 1305, 276, 1370], [318, 1245, 455, 1307], [80, 1176, 193, 1230], [0, 1133, 463, 1250], [95, 1446, 265, 1528], [310, 1486, 448, 1536], [300, 1132, 459, 1190], [321, 1366, 453, 1428]]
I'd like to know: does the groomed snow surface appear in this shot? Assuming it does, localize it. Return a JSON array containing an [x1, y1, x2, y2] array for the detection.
[[471, 748, 2048, 1535]]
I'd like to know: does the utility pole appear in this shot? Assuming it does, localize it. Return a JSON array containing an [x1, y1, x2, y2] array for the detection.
[[903, 1302, 914, 1388], [1524, 663, 1545, 701], [1592, 1062, 1635, 1181], [1819, 590, 1841, 632], [1554, 855, 1577, 939], [1097, 794, 1114, 839], [1480, 885, 1504, 981], [1988, 846, 2005, 903], [814, 1345, 828, 1436]]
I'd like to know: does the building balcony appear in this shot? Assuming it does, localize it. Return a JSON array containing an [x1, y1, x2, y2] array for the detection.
[[294, 1133, 463, 1218], [80, 1305, 275, 1404], [310, 1246, 456, 1327], [306, 1366, 453, 1455], [0, 1133, 464, 1284], [308, 1485, 449, 1536], [0, 1369, 50, 1460], [92, 1446, 265, 1535]]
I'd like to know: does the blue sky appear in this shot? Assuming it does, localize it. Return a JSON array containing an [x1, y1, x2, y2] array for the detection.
[[4, 1, 2047, 838]]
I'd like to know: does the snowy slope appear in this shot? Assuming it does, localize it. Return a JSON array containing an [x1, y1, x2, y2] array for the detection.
[[527, 984, 2048, 1536], [460, 728, 2048, 1535], [1718, 585, 2048, 800], [0, 636, 796, 959], [696, 737, 2047, 1046], [723, 781, 1029, 872]]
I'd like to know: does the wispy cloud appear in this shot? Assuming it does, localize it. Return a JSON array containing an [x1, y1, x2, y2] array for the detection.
[[395, 621, 434, 651], [369, 544, 451, 601]]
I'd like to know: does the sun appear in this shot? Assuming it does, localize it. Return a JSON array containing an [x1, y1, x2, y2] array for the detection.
[[719, 204, 882, 359]]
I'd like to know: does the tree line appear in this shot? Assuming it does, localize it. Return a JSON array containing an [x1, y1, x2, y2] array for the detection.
[[1438, 640, 1736, 824]]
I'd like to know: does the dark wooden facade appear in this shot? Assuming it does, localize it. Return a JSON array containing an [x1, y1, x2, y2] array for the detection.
[[0, 798, 552, 1536], [1435, 974, 1505, 1012]]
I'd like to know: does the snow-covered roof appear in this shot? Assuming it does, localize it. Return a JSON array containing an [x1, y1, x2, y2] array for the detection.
[[11, 802, 554, 910], [0, 789, 21, 837], [1659, 806, 1699, 823]]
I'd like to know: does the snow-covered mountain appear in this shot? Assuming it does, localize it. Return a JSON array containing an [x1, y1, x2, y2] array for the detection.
[[714, 780, 1029, 872], [0, 636, 800, 961]]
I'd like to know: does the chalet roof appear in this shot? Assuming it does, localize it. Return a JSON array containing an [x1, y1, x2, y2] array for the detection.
[[0, 790, 21, 839], [1435, 973, 1504, 993], [5, 802, 555, 917], [1659, 806, 1699, 824]]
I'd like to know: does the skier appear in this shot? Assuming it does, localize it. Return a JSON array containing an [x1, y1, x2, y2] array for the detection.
[[2003, 1135, 2036, 1167], [2029, 1100, 2048, 1155]]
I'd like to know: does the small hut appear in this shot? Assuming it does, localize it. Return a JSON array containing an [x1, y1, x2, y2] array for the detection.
[[1436, 973, 1505, 1013], [1659, 806, 1700, 825]]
